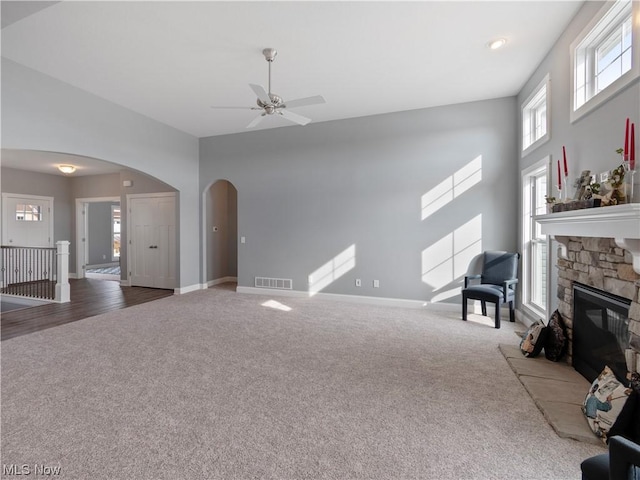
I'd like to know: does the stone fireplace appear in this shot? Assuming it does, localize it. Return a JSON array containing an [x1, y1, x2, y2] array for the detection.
[[537, 204, 640, 379]]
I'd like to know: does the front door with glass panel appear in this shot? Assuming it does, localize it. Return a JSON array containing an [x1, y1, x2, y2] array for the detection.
[[2, 194, 53, 247]]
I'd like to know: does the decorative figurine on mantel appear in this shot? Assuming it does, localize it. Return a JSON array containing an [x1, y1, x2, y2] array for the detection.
[[574, 170, 592, 201], [592, 163, 626, 206]]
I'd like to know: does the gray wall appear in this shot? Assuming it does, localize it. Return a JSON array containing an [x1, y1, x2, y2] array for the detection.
[[2, 59, 201, 289], [87, 202, 119, 266], [519, 1, 640, 315], [520, 1, 639, 178], [201, 97, 518, 303]]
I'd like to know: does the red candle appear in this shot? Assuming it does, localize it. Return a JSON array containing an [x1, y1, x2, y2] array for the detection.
[[563, 146, 568, 177], [631, 122, 635, 170], [625, 118, 630, 158], [557, 160, 562, 189]]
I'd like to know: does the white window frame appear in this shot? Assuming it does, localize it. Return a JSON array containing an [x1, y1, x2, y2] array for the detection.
[[570, 0, 639, 123], [522, 74, 550, 155], [520, 157, 551, 322], [111, 204, 121, 262]]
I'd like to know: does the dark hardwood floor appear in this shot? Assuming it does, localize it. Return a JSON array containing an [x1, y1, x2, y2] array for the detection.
[[1, 278, 174, 341]]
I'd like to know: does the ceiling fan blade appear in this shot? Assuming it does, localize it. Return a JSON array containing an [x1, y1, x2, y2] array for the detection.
[[246, 114, 266, 129], [210, 106, 256, 110], [249, 84, 271, 104], [283, 95, 326, 109], [280, 109, 311, 126]]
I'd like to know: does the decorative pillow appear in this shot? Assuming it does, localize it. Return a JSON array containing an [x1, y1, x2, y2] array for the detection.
[[608, 387, 640, 444], [519, 320, 547, 358], [582, 366, 632, 444], [544, 310, 567, 362]]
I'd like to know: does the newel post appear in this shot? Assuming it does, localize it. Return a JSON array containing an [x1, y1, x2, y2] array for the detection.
[[55, 240, 70, 303]]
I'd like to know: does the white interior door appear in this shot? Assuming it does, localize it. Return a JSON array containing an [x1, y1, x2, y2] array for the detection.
[[129, 193, 176, 289], [2, 194, 53, 247]]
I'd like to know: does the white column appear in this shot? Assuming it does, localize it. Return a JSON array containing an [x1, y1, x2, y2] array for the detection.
[[55, 240, 71, 303]]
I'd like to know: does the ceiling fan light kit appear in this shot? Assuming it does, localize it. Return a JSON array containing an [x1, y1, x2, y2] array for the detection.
[[211, 48, 325, 129]]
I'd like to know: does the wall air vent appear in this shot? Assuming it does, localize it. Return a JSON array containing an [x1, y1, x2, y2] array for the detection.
[[254, 277, 292, 290]]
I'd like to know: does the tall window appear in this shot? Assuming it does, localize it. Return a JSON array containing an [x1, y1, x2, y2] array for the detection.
[[572, 0, 638, 121], [521, 159, 549, 319], [522, 75, 550, 154], [112, 205, 121, 261]]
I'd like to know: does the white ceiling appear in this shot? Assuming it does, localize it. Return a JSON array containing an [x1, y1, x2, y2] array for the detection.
[[3, 0, 584, 177], [1, 0, 584, 141]]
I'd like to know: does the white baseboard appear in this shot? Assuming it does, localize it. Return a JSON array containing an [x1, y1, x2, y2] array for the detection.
[[69, 273, 78, 279], [207, 276, 238, 287], [235, 286, 461, 311], [120, 279, 131, 287], [174, 283, 205, 295]]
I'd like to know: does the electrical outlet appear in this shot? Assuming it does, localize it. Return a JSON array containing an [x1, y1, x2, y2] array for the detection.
[[373, 280, 380, 288], [355, 279, 362, 287]]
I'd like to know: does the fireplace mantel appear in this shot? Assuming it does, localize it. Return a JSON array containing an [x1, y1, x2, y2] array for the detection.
[[536, 203, 640, 273]]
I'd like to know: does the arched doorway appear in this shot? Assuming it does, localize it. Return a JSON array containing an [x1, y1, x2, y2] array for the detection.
[[204, 180, 238, 287]]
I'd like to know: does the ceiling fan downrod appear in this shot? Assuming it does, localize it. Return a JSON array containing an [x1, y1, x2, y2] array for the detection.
[[263, 48, 277, 95]]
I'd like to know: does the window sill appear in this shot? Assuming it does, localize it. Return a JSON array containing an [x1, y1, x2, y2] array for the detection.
[[522, 134, 550, 158], [570, 71, 639, 124]]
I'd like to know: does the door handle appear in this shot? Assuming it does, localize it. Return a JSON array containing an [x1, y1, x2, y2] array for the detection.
[[149, 245, 158, 249]]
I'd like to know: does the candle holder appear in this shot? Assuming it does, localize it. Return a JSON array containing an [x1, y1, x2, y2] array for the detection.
[[623, 160, 636, 203], [562, 176, 571, 202]]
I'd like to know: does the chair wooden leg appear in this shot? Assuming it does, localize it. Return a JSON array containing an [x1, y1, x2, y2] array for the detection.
[[494, 302, 501, 329], [509, 301, 515, 322], [462, 295, 467, 321], [481, 301, 487, 316]]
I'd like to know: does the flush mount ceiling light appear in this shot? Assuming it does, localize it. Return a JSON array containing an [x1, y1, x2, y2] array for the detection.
[[488, 38, 507, 50], [58, 165, 76, 174]]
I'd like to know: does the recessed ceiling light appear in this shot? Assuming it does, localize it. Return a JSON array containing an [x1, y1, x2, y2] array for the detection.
[[58, 165, 76, 174], [488, 38, 507, 50]]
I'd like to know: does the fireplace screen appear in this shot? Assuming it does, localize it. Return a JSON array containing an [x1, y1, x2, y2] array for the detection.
[[572, 282, 631, 383]]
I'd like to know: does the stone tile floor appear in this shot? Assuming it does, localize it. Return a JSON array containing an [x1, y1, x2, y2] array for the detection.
[[499, 344, 601, 445]]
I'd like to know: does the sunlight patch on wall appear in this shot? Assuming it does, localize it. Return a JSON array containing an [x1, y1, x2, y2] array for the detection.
[[421, 155, 482, 220], [308, 244, 356, 296], [421, 214, 482, 290], [261, 300, 292, 312]]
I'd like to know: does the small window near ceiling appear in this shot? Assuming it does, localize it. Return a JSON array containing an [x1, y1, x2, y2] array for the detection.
[[522, 75, 550, 154], [571, 0, 638, 122], [15, 204, 42, 221]]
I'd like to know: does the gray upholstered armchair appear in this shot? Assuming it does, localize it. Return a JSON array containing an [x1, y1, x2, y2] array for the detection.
[[581, 436, 640, 480], [461, 251, 519, 329]]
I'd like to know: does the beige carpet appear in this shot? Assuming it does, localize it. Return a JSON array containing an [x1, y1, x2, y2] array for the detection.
[[1, 286, 605, 479]]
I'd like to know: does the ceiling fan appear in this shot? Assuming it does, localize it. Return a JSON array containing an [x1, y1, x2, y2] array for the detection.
[[211, 48, 326, 128]]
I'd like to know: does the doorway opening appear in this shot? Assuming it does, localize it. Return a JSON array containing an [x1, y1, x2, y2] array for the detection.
[[204, 180, 238, 288], [76, 197, 120, 281]]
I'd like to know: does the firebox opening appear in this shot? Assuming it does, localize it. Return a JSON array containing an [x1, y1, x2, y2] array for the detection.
[[572, 282, 631, 383]]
